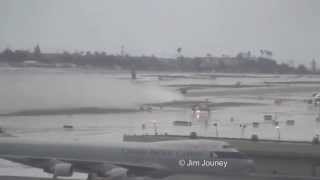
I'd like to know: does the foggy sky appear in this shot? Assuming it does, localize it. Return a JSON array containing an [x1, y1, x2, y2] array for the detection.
[[0, 0, 320, 64]]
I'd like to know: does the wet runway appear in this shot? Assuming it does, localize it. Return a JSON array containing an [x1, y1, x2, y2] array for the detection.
[[2, 69, 320, 179]]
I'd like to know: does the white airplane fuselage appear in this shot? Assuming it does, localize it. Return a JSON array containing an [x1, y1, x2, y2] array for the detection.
[[0, 138, 255, 179]]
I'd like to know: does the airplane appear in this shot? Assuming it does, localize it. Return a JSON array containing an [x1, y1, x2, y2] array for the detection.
[[312, 92, 320, 105], [0, 138, 255, 180]]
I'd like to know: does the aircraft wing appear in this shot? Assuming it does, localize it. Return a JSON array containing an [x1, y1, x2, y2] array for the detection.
[[0, 154, 170, 178]]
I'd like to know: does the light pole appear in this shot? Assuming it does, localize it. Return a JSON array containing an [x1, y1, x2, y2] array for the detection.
[[141, 123, 146, 134], [152, 120, 158, 135], [213, 123, 219, 137], [240, 124, 247, 138], [276, 126, 281, 140]]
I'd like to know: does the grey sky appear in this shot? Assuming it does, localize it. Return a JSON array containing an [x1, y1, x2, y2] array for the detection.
[[0, 0, 319, 64]]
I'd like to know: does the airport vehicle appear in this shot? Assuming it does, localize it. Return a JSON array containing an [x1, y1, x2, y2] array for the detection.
[[0, 138, 255, 180], [192, 104, 210, 121]]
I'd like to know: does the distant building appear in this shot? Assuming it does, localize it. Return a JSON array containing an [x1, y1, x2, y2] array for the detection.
[[23, 60, 37, 65]]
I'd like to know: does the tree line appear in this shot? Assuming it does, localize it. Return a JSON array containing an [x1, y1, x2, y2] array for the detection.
[[0, 46, 310, 74]]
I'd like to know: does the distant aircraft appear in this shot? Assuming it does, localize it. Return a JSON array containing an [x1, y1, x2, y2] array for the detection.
[[0, 138, 255, 180], [312, 92, 320, 105]]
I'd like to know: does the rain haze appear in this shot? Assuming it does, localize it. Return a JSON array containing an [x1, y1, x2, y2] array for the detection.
[[0, 0, 320, 63], [2, 1, 320, 180]]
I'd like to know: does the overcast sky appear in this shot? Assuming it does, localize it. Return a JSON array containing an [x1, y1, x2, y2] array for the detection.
[[0, 0, 319, 64]]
